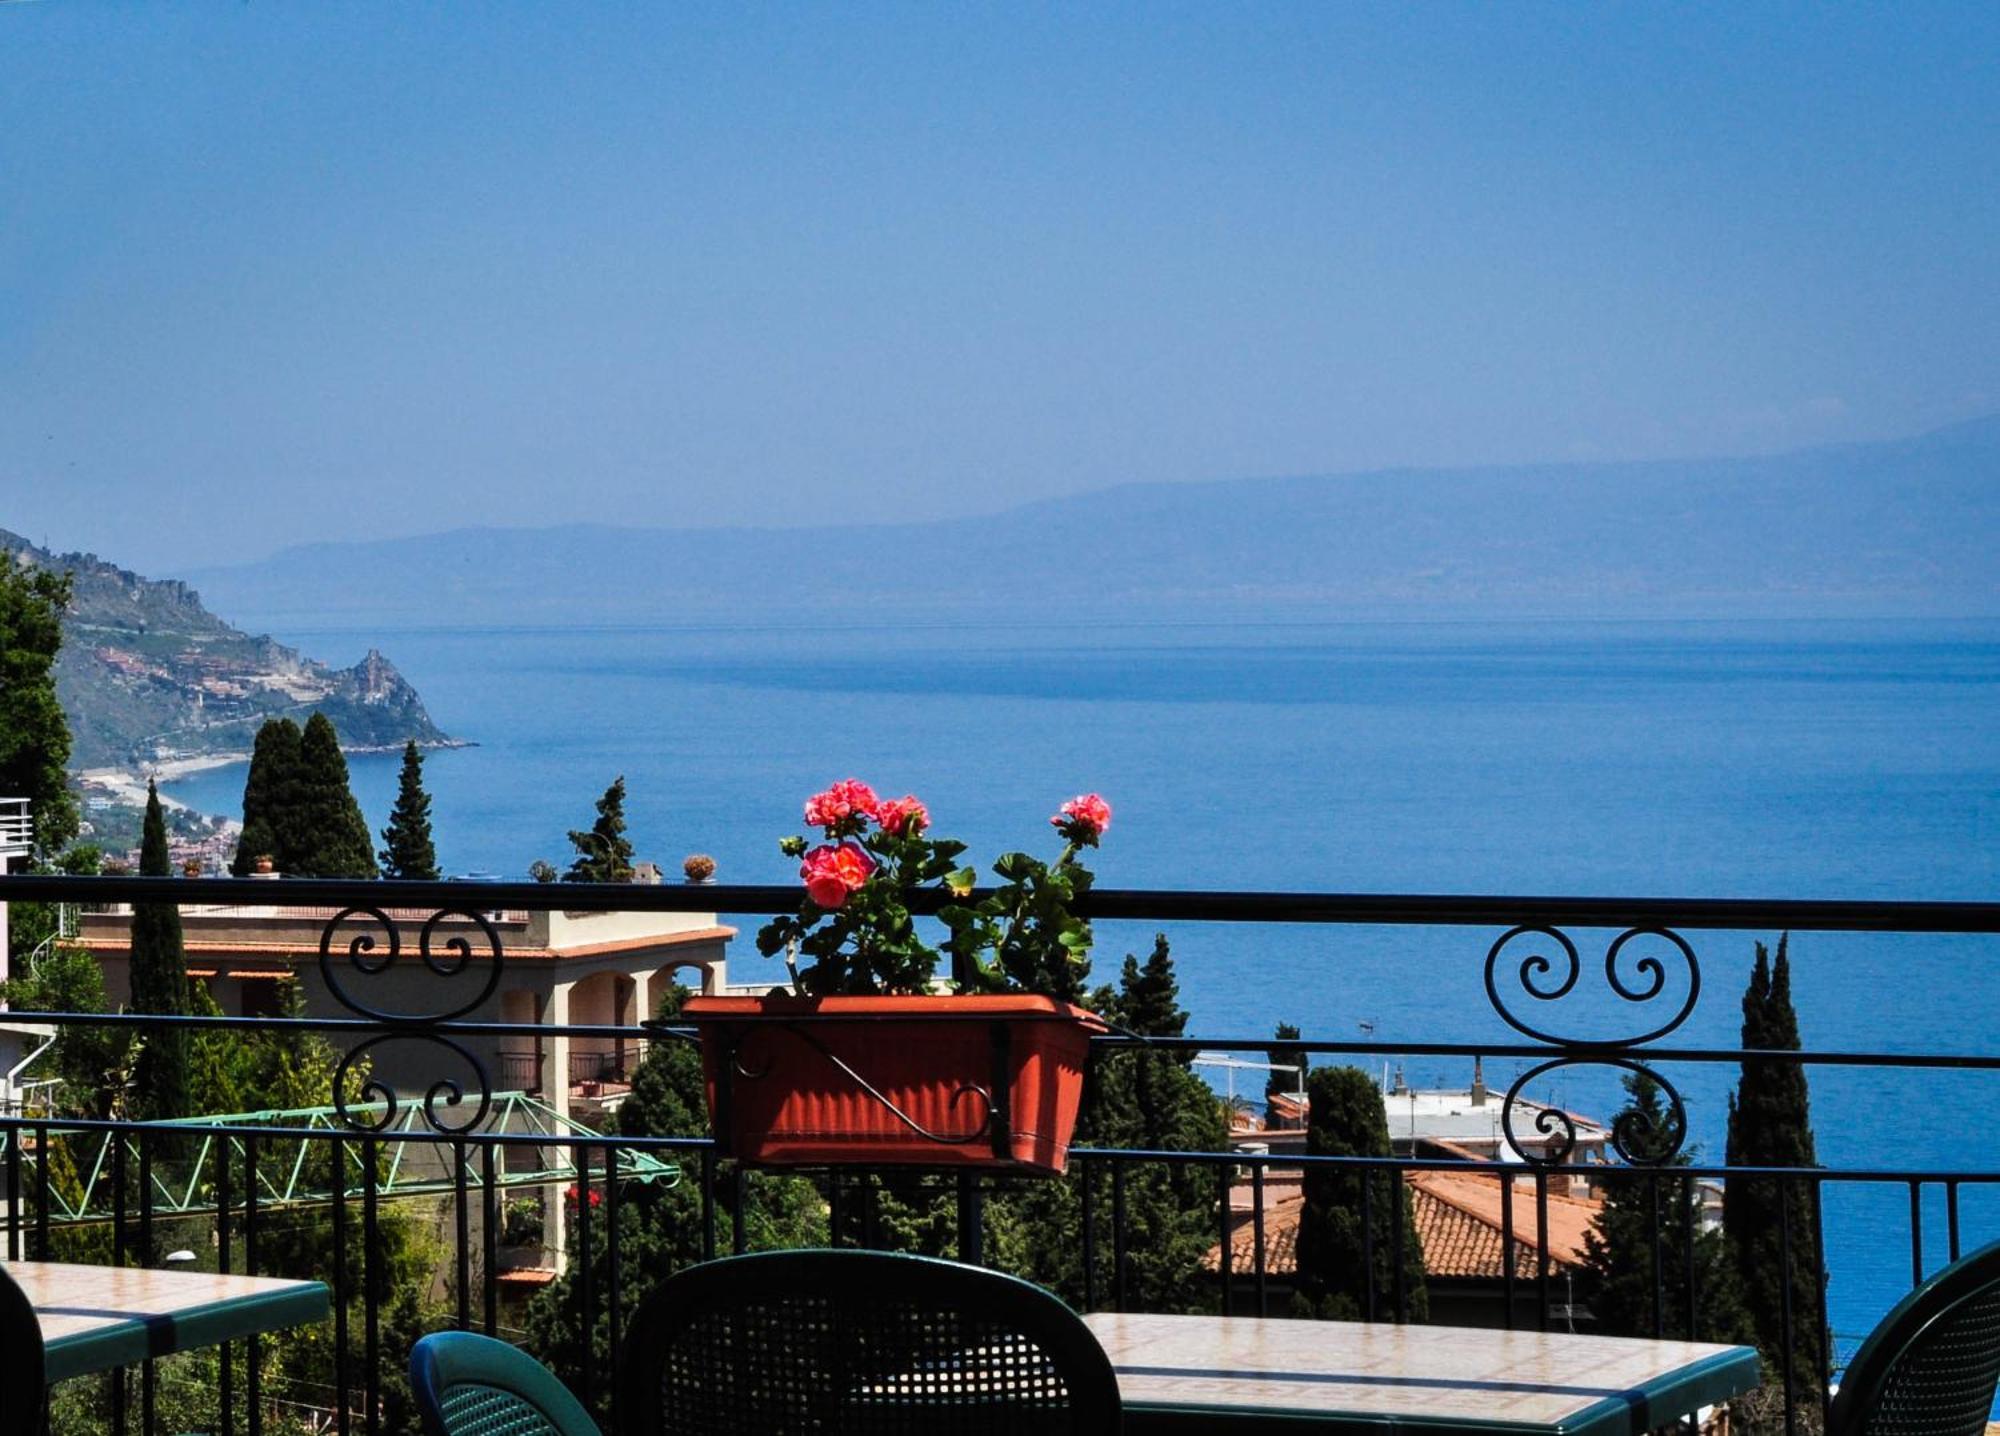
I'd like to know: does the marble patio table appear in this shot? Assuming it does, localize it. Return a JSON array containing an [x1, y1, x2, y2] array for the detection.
[[1083, 1312, 1762, 1436], [7, 1260, 330, 1383]]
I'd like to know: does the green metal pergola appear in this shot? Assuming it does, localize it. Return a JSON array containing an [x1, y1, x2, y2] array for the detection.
[[1, 1091, 678, 1227]]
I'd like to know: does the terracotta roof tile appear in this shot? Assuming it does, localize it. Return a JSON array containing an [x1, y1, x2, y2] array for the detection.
[[1206, 1170, 1602, 1282]]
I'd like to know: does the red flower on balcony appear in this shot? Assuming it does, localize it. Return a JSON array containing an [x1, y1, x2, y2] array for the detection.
[[1051, 792, 1112, 844], [804, 778, 880, 836], [800, 843, 876, 909]]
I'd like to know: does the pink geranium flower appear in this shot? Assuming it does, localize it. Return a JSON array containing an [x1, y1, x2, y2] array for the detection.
[[1052, 792, 1112, 839], [804, 778, 881, 831], [800, 842, 876, 908], [875, 794, 929, 836]]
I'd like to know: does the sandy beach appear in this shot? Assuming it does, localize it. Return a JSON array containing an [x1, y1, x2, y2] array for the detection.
[[76, 752, 250, 822]]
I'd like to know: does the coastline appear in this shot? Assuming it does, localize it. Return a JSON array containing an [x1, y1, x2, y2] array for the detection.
[[77, 754, 247, 820], [74, 737, 471, 826]]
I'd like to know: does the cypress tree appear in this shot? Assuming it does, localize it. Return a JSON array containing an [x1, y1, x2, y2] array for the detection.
[[1725, 935, 1823, 1425], [378, 741, 441, 880], [1266, 1022, 1309, 1127], [292, 712, 378, 878], [987, 934, 1227, 1314], [1116, 935, 1184, 1038], [565, 776, 635, 883], [1093, 936, 1231, 1309], [1294, 1065, 1428, 1321], [0, 560, 81, 860], [1579, 1072, 1750, 1341], [129, 782, 192, 1122], [232, 717, 303, 875]]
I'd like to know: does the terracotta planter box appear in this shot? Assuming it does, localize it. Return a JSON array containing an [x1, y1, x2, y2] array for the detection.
[[682, 994, 1106, 1174]]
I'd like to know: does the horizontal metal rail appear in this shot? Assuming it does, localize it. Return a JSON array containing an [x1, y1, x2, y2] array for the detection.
[[0, 871, 1992, 1435], [6, 871, 2000, 931]]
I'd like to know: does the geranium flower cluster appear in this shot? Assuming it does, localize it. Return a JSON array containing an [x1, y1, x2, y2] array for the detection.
[[800, 841, 875, 909], [795, 780, 931, 910], [764, 779, 1110, 996], [802, 778, 881, 836], [1051, 792, 1112, 844]]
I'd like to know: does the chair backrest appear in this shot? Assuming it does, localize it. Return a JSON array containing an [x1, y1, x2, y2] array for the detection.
[[1829, 1237, 2000, 1436], [410, 1330, 603, 1436], [0, 1263, 47, 1432], [615, 1249, 1122, 1435]]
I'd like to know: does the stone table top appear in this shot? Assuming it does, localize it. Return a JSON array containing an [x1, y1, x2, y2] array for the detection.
[[8, 1260, 330, 1384], [1083, 1312, 1761, 1435]]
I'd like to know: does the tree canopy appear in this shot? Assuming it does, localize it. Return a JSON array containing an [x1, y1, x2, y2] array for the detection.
[[0, 558, 80, 860], [295, 712, 378, 876], [1293, 1064, 1427, 1321], [1579, 1071, 1749, 1344], [230, 716, 303, 875], [988, 934, 1228, 1314], [378, 740, 440, 879], [1725, 934, 1823, 1430], [565, 775, 635, 882], [230, 713, 377, 877], [128, 780, 192, 1123]]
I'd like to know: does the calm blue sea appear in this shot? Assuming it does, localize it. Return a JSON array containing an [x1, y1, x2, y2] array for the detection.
[[167, 618, 2000, 1358]]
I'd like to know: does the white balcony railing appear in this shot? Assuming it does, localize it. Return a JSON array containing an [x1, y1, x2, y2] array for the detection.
[[0, 797, 30, 857]]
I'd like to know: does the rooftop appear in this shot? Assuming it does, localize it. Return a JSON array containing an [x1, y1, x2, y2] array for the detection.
[[1209, 1170, 1605, 1282]]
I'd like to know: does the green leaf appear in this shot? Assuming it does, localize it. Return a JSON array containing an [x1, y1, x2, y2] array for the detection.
[[993, 851, 1038, 882]]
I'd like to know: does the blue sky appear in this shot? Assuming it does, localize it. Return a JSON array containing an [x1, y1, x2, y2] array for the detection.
[[2, 3, 1996, 570]]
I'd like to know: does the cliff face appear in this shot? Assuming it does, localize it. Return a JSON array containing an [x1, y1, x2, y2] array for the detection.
[[1, 529, 456, 768]]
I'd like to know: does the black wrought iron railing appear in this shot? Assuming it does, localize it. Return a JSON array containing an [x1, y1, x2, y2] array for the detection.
[[1, 872, 1997, 1436]]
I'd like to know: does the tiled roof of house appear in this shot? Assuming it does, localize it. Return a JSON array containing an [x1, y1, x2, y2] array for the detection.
[[1206, 1170, 1603, 1281]]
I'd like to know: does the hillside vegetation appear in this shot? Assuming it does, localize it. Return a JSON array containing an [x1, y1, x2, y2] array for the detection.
[[1, 529, 455, 769]]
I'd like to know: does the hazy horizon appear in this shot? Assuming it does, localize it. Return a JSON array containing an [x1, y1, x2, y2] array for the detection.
[[5, 4, 1997, 574]]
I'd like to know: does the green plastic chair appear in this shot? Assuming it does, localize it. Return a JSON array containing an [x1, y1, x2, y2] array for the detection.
[[615, 1249, 1122, 1435], [0, 1263, 46, 1432], [410, 1330, 603, 1436], [1829, 1236, 2000, 1436]]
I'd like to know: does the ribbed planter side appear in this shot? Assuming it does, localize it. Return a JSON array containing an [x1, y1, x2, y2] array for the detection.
[[684, 994, 1105, 1174]]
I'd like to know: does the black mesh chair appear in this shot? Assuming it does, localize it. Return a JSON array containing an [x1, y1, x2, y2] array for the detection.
[[615, 1249, 1121, 1435], [0, 1263, 47, 1432], [1829, 1236, 2000, 1436]]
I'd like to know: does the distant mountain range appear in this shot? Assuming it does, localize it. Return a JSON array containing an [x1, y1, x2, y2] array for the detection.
[[1, 530, 456, 770], [192, 414, 2000, 629]]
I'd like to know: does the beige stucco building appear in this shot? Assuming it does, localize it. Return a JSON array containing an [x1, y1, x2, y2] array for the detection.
[[77, 886, 733, 1125]]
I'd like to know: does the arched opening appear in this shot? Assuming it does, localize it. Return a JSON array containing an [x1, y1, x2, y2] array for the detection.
[[566, 971, 634, 1090]]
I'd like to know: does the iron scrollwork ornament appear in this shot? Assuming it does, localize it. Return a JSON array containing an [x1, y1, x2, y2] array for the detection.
[[1484, 924, 1700, 1166], [1500, 1056, 1689, 1166], [333, 1031, 493, 1135], [318, 906, 506, 1022], [319, 906, 505, 1134]]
